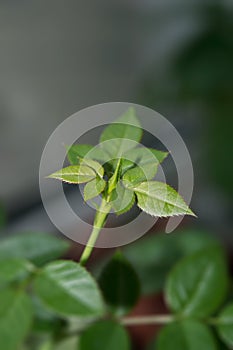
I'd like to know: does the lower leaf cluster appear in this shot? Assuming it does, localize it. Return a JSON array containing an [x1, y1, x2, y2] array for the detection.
[[0, 231, 232, 350]]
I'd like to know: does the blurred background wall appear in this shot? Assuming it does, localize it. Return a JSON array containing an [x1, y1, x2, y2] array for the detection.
[[0, 0, 232, 244]]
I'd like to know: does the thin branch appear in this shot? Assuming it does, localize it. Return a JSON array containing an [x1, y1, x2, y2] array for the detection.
[[122, 315, 175, 326]]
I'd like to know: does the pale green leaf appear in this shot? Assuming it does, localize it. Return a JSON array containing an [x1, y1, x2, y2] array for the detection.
[[80, 158, 104, 178], [0, 233, 70, 266], [84, 177, 106, 201], [122, 163, 158, 187], [217, 303, 233, 348], [66, 144, 93, 165], [0, 289, 32, 350], [34, 260, 104, 318], [47, 165, 96, 184], [165, 247, 229, 317], [123, 147, 168, 166], [132, 181, 195, 217], [111, 182, 135, 215], [80, 320, 130, 350], [120, 146, 167, 178], [157, 320, 217, 350], [100, 107, 142, 157]]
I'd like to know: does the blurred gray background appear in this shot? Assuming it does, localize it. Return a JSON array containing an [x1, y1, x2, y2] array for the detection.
[[0, 0, 232, 242]]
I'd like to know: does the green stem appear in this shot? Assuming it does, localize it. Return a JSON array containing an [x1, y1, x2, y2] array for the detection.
[[80, 158, 121, 265], [80, 198, 111, 265], [122, 315, 174, 326]]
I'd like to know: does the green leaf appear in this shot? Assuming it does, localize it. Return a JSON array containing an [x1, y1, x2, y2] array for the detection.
[[67, 144, 94, 165], [132, 181, 195, 217], [124, 230, 219, 295], [79, 320, 130, 350], [0, 259, 34, 288], [217, 303, 233, 348], [123, 147, 168, 166], [165, 247, 229, 317], [34, 260, 104, 318], [67, 144, 108, 165], [31, 295, 65, 334], [122, 147, 168, 184], [47, 165, 96, 184], [110, 181, 135, 215], [99, 251, 140, 316], [0, 289, 32, 350], [80, 159, 104, 178], [123, 164, 158, 187], [100, 107, 143, 157], [84, 177, 106, 201], [156, 320, 217, 350], [0, 233, 70, 266]]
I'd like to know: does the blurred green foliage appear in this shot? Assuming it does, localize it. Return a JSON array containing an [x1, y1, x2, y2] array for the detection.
[[0, 229, 232, 350]]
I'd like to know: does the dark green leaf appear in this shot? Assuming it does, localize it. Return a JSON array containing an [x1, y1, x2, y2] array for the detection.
[[84, 177, 106, 201], [132, 181, 195, 217], [47, 165, 96, 184], [0, 289, 32, 350], [34, 260, 104, 318], [0, 233, 70, 266], [0, 259, 34, 288], [99, 251, 140, 316], [217, 303, 233, 348], [157, 320, 217, 350], [123, 230, 219, 295], [165, 247, 229, 317], [31, 295, 66, 334], [100, 107, 142, 157], [79, 320, 130, 350]]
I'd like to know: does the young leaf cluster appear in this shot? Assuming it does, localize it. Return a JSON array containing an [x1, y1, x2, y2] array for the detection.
[[48, 107, 195, 218]]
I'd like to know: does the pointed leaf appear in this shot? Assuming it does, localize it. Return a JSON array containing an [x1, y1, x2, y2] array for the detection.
[[217, 303, 233, 348], [157, 320, 217, 350], [0, 289, 32, 350], [48, 165, 96, 184], [0, 233, 70, 266], [80, 320, 130, 350], [34, 260, 104, 318], [165, 247, 229, 317], [84, 177, 106, 201], [111, 182, 135, 215], [99, 251, 140, 316], [100, 107, 142, 157], [132, 181, 195, 217]]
